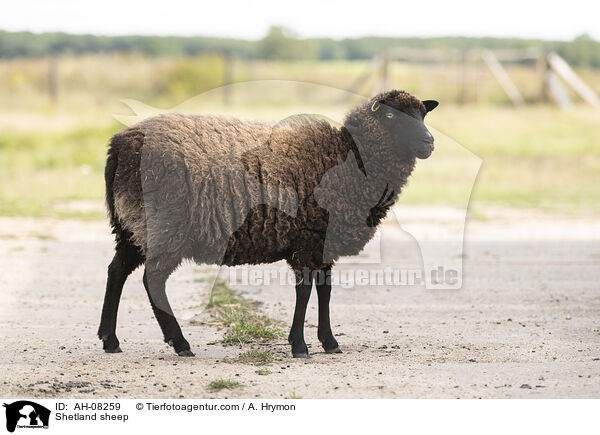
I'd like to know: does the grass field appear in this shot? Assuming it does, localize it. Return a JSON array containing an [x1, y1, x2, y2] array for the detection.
[[1, 56, 599, 217]]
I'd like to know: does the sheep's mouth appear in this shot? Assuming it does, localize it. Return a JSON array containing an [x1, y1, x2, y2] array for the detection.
[[413, 143, 434, 159]]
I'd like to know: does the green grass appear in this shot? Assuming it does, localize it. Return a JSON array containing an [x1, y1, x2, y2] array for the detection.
[[0, 124, 117, 218], [1, 55, 599, 216], [237, 349, 276, 365], [207, 280, 281, 344], [206, 280, 247, 308], [207, 379, 243, 392], [3, 105, 600, 216], [0, 124, 117, 171], [222, 324, 280, 344], [400, 105, 600, 213], [255, 369, 272, 376], [27, 232, 57, 241]]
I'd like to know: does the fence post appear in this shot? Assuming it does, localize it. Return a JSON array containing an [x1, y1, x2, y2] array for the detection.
[[482, 50, 525, 107], [223, 53, 233, 105], [536, 53, 549, 103], [547, 52, 600, 108], [48, 57, 58, 105], [460, 51, 469, 105]]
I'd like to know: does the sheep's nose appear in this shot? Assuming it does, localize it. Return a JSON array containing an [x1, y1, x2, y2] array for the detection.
[[425, 131, 434, 144]]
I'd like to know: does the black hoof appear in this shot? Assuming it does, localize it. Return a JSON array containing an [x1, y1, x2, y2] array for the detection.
[[320, 335, 340, 353], [100, 333, 121, 353], [290, 340, 308, 358], [292, 352, 309, 358], [167, 337, 192, 356]]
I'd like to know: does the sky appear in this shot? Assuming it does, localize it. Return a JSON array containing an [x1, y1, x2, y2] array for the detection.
[[2, 0, 599, 41]]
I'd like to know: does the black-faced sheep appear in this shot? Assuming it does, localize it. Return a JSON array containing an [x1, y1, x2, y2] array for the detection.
[[98, 89, 438, 357]]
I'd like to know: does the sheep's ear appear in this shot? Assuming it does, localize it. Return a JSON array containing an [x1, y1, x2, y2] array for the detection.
[[423, 100, 439, 112]]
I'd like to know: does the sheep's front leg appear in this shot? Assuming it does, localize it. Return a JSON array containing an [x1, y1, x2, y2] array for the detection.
[[316, 266, 342, 353], [288, 269, 313, 358]]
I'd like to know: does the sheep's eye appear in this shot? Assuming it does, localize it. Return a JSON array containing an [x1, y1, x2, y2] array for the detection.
[[386, 112, 394, 119]]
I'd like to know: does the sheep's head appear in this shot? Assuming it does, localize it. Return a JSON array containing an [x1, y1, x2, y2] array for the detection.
[[345, 90, 439, 160]]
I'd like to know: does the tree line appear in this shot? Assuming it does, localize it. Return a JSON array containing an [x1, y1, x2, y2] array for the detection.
[[1, 27, 599, 68]]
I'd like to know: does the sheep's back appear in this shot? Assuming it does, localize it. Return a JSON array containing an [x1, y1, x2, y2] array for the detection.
[[112, 113, 299, 263]]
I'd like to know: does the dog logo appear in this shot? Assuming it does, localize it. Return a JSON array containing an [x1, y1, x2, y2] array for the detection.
[[3, 401, 50, 432]]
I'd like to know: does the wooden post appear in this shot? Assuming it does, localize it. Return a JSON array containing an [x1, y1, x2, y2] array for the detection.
[[381, 55, 389, 93], [473, 50, 485, 105], [546, 70, 572, 109], [547, 52, 600, 108], [460, 50, 469, 105], [536, 53, 549, 103], [48, 57, 58, 104], [340, 55, 383, 104], [223, 53, 233, 105], [373, 54, 389, 95], [482, 50, 525, 107]]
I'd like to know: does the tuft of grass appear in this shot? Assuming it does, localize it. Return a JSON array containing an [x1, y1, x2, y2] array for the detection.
[[237, 349, 275, 365], [287, 392, 302, 399], [467, 207, 489, 222], [27, 232, 57, 241], [207, 280, 246, 308], [194, 275, 216, 283], [207, 379, 243, 392], [207, 280, 281, 344], [255, 369, 272, 376], [222, 323, 280, 344]]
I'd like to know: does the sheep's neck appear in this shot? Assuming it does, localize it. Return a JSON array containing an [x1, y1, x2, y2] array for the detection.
[[338, 126, 416, 197]]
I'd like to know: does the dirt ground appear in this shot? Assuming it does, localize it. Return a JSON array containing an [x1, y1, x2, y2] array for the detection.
[[1, 205, 599, 398]]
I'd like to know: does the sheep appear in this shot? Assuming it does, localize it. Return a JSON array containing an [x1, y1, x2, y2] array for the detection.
[[98, 89, 438, 358]]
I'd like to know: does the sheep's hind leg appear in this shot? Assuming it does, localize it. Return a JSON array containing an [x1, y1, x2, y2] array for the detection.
[[316, 266, 342, 354], [143, 262, 194, 357], [98, 241, 144, 353], [288, 269, 314, 358]]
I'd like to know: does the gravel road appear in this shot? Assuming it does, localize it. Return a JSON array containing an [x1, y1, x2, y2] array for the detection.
[[1, 205, 599, 398]]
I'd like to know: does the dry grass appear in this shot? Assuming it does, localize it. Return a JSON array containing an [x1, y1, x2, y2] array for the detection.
[[1, 55, 599, 216]]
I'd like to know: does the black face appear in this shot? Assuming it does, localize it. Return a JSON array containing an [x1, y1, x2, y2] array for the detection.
[[371, 99, 439, 159]]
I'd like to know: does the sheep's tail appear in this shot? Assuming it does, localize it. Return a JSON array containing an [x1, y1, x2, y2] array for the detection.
[[104, 130, 146, 257], [104, 142, 119, 232]]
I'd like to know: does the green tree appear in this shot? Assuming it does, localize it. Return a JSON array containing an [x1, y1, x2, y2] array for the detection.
[[258, 26, 317, 60]]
